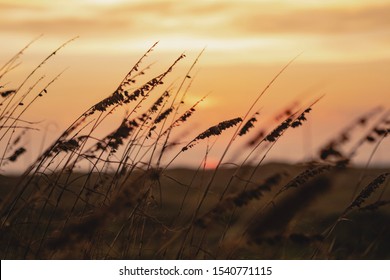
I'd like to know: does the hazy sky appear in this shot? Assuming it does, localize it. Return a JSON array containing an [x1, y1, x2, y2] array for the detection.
[[1, 0, 389, 169], [2, 0, 390, 62]]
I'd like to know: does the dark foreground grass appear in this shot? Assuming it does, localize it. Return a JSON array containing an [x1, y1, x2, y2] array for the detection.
[[1, 39, 389, 259], [1, 163, 389, 259]]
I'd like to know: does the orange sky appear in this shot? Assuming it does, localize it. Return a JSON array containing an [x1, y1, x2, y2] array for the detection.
[[2, 0, 390, 62], [1, 0, 390, 170]]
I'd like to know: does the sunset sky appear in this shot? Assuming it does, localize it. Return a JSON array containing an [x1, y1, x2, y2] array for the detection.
[[1, 0, 390, 169]]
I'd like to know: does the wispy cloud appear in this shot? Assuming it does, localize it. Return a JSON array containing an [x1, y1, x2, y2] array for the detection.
[[234, 4, 390, 35], [1, 0, 389, 63], [2, 1, 390, 38], [0, 17, 132, 37]]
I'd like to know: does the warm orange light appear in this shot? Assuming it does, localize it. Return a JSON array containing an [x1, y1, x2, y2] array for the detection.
[[85, 0, 125, 5], [204, 158, 219, 170]]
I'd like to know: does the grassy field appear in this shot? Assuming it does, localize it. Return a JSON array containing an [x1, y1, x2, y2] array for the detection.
[[0, 164, 389, 259], [0, 40, 389, 259]]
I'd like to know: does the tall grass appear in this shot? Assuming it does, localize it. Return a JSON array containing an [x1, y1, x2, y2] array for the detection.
[[0, 38, 389, 259]]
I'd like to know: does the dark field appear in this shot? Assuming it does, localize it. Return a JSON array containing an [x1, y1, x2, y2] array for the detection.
[[1, 163, 389, 259]]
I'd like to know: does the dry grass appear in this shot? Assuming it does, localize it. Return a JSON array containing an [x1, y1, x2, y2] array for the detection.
[[0, 39, 389, 260]]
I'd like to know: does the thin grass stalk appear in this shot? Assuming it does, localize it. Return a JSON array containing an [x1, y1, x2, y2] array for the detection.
[[226, 176, 330, 258], [96, 104, 163, 206], [102, 90, 175, 203], [1, 70, 66, 153], [143, 92, 175, 170], [160, 58, 303, 256], [3, 44, 161, 252], [116, 42, 158, 92], [132, 95, 206, 175], [69, 88, 173, 220], [319, 172, 390, 252], [42, 50, 176, 224], [347, 110, 390, 159], [0, 72, 70, 229], [154, 77, 201, 164], [0, 35, 42, 79], [174, 139, 217, 222], [226, 166, 330, 257], [0, 37, 78, 127], [319, 106, 383, 161], [188, 54, 302, 221], [113, 53, 186, 163], [350, 133, 388, 201], [0, 74, 46, 142], [31, 112, 105, 258], [29, 41, 159, 176], [103, 55, 187, 193], [220, 96, 322, 202], [219, 114, 294, 201], [156, 49, 205, 167], [0, 123, 18, 168]]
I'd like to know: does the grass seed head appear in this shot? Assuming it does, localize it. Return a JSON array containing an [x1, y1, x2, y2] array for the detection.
[[239, 115, 258, 136], [154, 107, 174, 124], [347, 173, 390, 211], [182, 117, 242, 151], [8, 147, 26, 162], [1, 90, 16, 98]]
